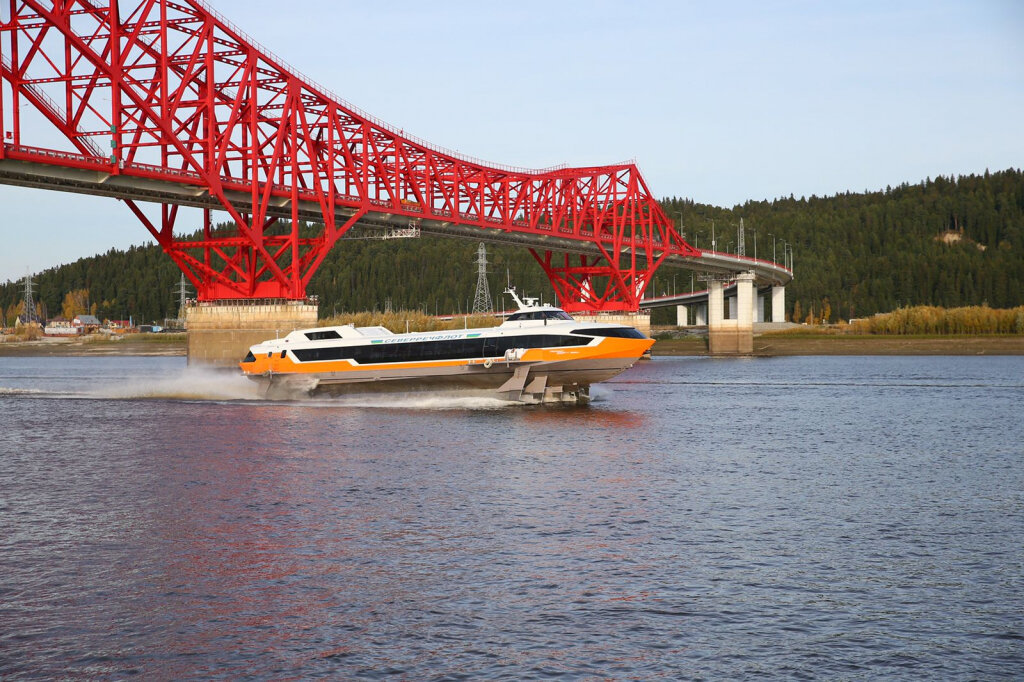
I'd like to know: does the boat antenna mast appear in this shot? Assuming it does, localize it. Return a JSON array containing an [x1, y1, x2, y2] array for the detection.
[[503, 285, 540, 310]]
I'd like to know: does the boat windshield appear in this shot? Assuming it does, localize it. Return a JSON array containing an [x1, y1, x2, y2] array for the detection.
[[506, 310, 574, 322]]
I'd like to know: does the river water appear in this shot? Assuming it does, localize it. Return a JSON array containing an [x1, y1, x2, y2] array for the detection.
[[1, 354, 1022, 679]]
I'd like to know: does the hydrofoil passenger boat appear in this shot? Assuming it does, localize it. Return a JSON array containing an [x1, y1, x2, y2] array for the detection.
[[240, 289, 653, 403]]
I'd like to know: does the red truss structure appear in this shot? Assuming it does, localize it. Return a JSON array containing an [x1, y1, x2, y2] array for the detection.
[[0, 0, 698, 310]]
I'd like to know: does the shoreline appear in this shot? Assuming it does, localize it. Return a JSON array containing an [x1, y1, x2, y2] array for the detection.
[[2, 333, 1023, 358], [651, 334, 1024, 356], [0, 335, 186, 357]]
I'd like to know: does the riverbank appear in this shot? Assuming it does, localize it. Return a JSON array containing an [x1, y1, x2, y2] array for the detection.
[[3, 331, 1022, 357], [651, 334, 1024, 356], [0, 334, 186, 356]]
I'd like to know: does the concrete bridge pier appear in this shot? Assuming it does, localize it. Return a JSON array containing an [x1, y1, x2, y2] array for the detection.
[[185, 299, 319, 366], [771, 285, 786, 323], [575, 311, 651, 338], [694, 304, 707, 326], [708, 273, 755, 354], [676, 305, 688, 327], [677, 302, 708, 327]]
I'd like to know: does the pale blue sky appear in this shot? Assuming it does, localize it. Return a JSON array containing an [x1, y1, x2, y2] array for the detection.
[[2, 0, 1022, 282]]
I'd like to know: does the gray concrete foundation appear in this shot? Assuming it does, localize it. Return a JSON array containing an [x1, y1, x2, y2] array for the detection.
[[708, 273, 755, 355], [573, 311, 651, 337], [185, 300, 318, 366]]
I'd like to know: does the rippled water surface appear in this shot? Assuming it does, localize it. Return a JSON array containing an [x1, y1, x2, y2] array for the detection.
[[1, 355, 1022, 679]]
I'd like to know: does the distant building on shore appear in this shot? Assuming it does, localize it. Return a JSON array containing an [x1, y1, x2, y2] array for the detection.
[[44, 317, 80, 336], [73, 315, 101, 332]]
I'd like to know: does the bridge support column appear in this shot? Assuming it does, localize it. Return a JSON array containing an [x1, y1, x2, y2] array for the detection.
[[708, 281, 725, 327], [756, 294, 765, 323], [676, 305, 688, 327], [708, 274, 754, 355], [771, 286, 786, 323], [185, 299, 318, 366], [695, 304, 707, 326], [574, 311, 651, 337]]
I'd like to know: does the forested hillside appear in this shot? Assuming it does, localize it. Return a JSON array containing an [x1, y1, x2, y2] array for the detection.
[[3, 169, 1022, 325], [660, 168, 1024, 322]]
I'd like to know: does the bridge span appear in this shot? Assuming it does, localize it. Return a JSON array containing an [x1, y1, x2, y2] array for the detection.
[[1, 0, 791, 360], [641, 260, 791, 354]]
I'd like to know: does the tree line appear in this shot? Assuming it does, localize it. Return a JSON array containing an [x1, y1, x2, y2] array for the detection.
[[2, 168, 1022, 326], [658, 168, 1024, 323]]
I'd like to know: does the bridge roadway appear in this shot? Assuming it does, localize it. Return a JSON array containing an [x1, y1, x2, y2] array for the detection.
[[0, 146, 792, 289]]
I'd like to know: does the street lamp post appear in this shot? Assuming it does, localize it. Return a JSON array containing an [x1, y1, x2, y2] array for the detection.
[[768, 233, 776, 263], [676, 211, 685, 241]]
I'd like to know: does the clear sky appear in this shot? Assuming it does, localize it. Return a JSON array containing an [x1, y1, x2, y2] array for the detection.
[[1, 0, 1022, 283]]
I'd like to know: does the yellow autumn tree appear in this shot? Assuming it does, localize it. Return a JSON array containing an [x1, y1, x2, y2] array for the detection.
[[61, 289, 91, 320]]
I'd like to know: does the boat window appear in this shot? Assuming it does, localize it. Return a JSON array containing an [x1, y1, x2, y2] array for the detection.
[[507, 310, 572, 322], [305, 329, 342, 341], [280, 351, 287, 358], [570, 327, 647, 339], [292, 333, 589, 364], [243, 351, 256, 363]]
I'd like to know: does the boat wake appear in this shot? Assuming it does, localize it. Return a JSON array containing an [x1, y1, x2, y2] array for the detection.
[[90, 368, 262, 402], [2, 368, 567, 410]]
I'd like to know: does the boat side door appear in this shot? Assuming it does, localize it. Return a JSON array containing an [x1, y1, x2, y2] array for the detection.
[[482, 336, 498, 359]]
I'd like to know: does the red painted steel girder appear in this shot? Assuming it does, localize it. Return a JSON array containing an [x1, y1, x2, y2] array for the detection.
[[0, 0, 697, 309]]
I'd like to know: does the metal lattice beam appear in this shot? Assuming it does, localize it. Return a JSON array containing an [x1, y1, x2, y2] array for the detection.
[[0, 0, 698, 310]]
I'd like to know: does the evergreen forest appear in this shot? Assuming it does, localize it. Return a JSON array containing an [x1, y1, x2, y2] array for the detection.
[[2, 168, 1022, 326]]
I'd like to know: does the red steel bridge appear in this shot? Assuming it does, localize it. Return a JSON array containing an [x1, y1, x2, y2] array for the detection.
[[0, 0, 790, 312]]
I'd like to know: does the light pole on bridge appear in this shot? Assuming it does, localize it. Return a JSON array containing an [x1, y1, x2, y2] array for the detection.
[[768, 233, 776, 263]]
